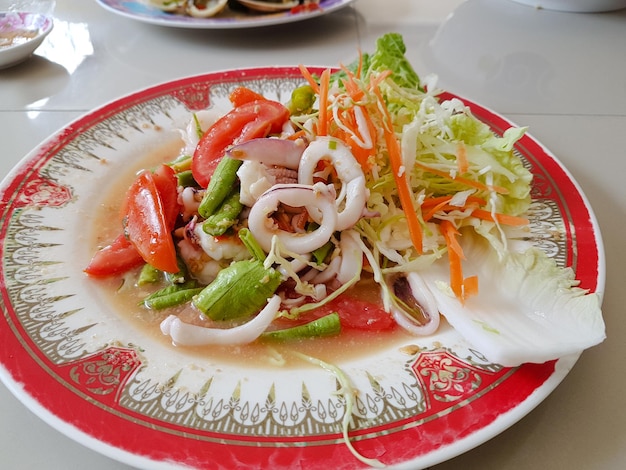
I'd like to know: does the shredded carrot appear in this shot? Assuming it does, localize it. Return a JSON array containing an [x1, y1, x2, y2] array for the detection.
[[334, 128, 372, 171], [286, 129, 308, 141], [298, 65, 320, 94], [456, 142, 469, 175], [471, 209, 529, 226], [414, 161, 510, 195], [463, 275, 479, 298], [330, 105, 378, 172], [341, 76, 365, 102], [421, 195, 486, 221], [421, 195, 487, 209], [440, 221, 482, 302], [421, 195, 455, 208], [368, 70, 393, 92], [317, 68, 331, 137], [372, 85, 423, 254], [355, 49, 363, 79], [440, 220, 465, 260], [422, 199, 456, 222], [440, 220, 464, 301]]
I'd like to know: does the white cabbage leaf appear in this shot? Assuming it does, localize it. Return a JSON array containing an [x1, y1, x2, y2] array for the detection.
[[416, 232, 605, 367]]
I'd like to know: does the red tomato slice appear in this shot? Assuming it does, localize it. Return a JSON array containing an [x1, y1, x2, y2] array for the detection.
[[151, 164, 179, 231], [124, 170, 179, 273], [311, 295, 397, 332], [229, 87, 266, 108], [84, 233, 144, 277], [192, 99, 289, 188]]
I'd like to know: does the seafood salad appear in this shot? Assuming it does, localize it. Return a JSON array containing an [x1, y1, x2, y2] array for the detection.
[[85, 33, 605, 368]]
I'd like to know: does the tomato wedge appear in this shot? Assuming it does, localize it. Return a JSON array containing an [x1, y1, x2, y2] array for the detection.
[[84, 233, 144, 277], [310, 295, 397, 332], [151, 164, 179, 230], [192, 99, 289, 188], [229, 87, 267, 108], [124, 169, 179, 273]]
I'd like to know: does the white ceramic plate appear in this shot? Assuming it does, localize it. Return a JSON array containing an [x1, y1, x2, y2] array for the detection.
[[0, 67, 604, 469], [95, 0, 355, 29], [0, 11, 53, 68]]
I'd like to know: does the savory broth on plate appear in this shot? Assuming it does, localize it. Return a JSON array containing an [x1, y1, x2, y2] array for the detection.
[[89, 137, 413, 368]]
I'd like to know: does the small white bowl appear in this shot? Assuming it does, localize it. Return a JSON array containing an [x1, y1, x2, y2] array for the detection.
[[0, 11, 53, 69]]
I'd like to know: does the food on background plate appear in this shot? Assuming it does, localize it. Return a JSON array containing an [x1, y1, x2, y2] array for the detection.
[[0, 28, 38, 48], [85, 33, 605, 370], [147, 0, 318, 18]]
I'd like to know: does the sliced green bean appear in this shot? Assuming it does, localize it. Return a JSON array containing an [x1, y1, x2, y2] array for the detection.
[[143, 281, 203, 310], [175, 169, 198, 188], [169, 154, 193, 173], [312, 240, 334, 265], [198, 156, 242, 218], [238, 228, 266, 261], [262, 313, 341, 341], [137, 264, 161, 285], [165, 257, 190, 285], [202, 187, 243, 236], [192, 113, 203, 139]]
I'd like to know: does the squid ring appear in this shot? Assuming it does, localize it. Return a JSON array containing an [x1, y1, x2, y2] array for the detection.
[[248, 182, 338, 254], [160, 295, 281, 346], [298, 137, 368, 231]]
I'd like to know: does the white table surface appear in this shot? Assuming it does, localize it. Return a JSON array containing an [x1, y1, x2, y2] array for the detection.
[[1, 0, 625, 469]]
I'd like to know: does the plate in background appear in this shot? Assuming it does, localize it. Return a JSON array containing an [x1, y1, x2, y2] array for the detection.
[[96, 0, 355, 29]]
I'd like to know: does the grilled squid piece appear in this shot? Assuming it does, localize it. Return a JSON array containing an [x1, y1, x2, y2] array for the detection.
[[186, 0, 228, 17], [298, 137, 368, 231], [160, 295, 281, 346], [388, 272, 440, 336], [248, 182, 338, 254]]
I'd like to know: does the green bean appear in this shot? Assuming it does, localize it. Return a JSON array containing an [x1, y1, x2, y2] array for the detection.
[[238, 228, 266, 261], [137, 264, 161, 285], [143, 281, 202, 310], [164, 257, 190, 285], [202, 187, 243, 236], [168, 154, 192, 173], [175, 169, 197, 188], [261, 313, 341, 341], [312, 240, 333, 265], [198, 157, 242, 218], [192, 113, 203, 139]]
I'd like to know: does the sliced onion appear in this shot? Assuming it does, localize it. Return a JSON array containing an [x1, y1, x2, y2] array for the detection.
[[389, 272, 440, 336], [160, 295, 281, 346], [226, 138, 306, 170]]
